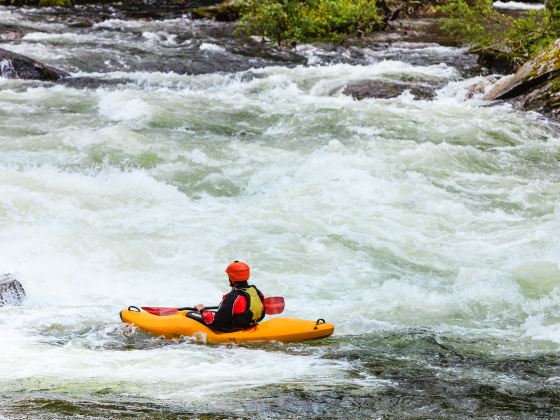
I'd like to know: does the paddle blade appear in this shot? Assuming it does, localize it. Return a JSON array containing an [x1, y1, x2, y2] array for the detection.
[[141, 306, 178, 316], [264, 296, 285, 315]]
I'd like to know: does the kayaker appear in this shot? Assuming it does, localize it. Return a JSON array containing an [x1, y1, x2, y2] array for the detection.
[[192, 261, 266, 332]]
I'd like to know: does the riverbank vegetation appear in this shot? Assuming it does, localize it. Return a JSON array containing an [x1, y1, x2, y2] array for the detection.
[[38, 0, 72, 5], [236, 0, 383, 44], [438, 0, 560, 59]]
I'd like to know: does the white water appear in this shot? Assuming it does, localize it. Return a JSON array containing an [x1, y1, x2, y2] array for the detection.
[[1, 7, 560, 415], [493, 1, 545, 11]]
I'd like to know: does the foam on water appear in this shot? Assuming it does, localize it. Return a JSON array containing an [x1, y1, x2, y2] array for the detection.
[[493, 1, 545, 10], [0, 321, 351, 401], [93, 17, 192, 31], [1, 63, 559, 339]]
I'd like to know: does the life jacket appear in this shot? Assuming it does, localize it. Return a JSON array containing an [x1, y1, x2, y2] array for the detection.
[[230, 285, 265, 329]]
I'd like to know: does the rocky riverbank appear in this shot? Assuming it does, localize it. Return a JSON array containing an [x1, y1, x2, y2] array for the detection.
[[485, 38, 560, 118], [0, 1, 469, 86], [173, 0, 560, 118], [1, 0, 558, 120]]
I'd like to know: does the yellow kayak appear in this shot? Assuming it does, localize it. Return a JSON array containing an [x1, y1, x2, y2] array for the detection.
[[120, 307, 335, 344]]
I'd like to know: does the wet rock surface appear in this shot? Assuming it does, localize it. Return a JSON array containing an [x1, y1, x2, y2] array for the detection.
[[485, 38, 560, 118], [191, 0, 245, 22], [0, 274, 26, 306], [474, 47, 525, 75], [343, 79, 437, 100], [0, 47, 69, 80]]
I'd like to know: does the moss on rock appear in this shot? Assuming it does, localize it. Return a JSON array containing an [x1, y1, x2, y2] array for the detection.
[[191, 0, 249, 22], [38, 0, 73, 6], [485, 38, 560, 118]]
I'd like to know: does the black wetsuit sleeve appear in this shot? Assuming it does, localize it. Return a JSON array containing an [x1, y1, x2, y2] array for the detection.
[[207, 291, 237, 332]]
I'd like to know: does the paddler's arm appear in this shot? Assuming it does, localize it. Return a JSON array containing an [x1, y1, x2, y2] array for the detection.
[[199, 292, 240, 329], [195, 303, 215, 324]]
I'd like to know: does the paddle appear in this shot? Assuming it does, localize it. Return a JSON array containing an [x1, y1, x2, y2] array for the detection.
[[142, 296, 285, 316]]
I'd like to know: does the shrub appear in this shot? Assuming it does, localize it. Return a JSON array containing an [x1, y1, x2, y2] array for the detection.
[[236, 0, 382, 45], [438, 0, 559, 58]]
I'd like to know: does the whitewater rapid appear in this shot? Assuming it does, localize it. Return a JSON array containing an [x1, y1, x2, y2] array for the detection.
[[1, 4, 559, 418]]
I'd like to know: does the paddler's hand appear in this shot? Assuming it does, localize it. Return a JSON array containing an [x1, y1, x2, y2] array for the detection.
[[195, 304, 206, 313]]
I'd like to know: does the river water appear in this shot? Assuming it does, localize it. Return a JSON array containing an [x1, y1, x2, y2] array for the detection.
[[1, 3, 560, 418]]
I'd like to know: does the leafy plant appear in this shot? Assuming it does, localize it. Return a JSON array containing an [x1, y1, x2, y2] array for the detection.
[[438, 0, 559, 58], [236, 0, 382, 45]]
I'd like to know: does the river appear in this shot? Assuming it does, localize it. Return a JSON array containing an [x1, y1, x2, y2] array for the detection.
[[0, 3, 559, 418]]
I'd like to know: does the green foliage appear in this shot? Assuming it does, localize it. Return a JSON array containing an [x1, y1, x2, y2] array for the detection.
[[38, 0, 73, 6], [438, 0, 506, 47], [438, 0, 559, 58], [236, 0, 382, 45]]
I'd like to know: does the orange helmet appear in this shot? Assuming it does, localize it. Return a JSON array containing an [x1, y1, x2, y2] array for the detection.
[[225, 260, 250, 282]]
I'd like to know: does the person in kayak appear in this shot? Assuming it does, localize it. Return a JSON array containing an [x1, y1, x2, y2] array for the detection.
[[192, 261, 266, 332]]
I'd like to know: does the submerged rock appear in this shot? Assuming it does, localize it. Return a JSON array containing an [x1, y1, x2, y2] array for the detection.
[[484, 39, 560, 118], [465, 78, 495, 99], [0, 23, 24, 41], [0, 274, 25, 306], [0, 47, 69, 81], [343, 80, 437, 100]]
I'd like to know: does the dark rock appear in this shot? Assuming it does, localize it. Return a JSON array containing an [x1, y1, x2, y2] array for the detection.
[[473, 47, 525, 75], [465, 78, 494, 99], [343, 80, 437, 100], [0, 30, 23, 41], [0, 274, 25, 306], [484, 38, 560, 118], [0, 47, 69, 81], [67, 17, 95, 28], [0, 24, 24, 41]]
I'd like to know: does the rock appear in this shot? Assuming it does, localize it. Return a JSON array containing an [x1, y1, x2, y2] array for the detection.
[[381, 0, 448, 21], [0, 30, 23, 41], [0, 47, 69, 81], [191, 0, 249, 22], [465, 78, 494, 99], [473, 47, 525, 75], [0, 274, 25, 306], [67, 18, 94, 28], [343, 80, 437, 100], [0, 23, 24, 41], [484, 38, 560, 117]]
